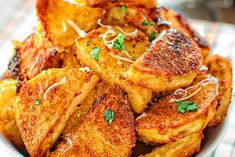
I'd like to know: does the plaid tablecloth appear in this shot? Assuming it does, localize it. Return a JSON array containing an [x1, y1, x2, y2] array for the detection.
[[0, 1, 234, 157]]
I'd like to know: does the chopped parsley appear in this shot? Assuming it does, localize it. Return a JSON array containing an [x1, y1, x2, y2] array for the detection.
[[113, 33, 125, 50], [90, 47, 101, 61], [103, 109, 114, 124], [148, 32, 156, 42], [121, 6, 126, 13], [141, 20, 154, 26], [175, 101, 198, 114], [86, 40, 90, 46], [35, 99, 41, 106], [30, 106, 34, 112]]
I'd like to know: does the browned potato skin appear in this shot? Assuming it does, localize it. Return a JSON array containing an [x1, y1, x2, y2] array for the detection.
[[16, 68, 99, 157], [75, 26, 152, 113], [62, 81, 109, 135], [8, 33, 80, 82], [205, 55, 233, 126], [103, 6, 159, 38], [51, 86, 135, 157], [141, 133, 203, 157], [36, 0, 104, 46], [151, 7, 210, 59], [0, 80, 25, 151], [136, 72, 217, 144], [85, 0, 156, 10], [125, 30, 203, 92]]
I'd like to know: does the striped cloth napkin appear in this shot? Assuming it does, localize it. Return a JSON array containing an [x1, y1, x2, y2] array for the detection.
[[0, 1, 234, 157]]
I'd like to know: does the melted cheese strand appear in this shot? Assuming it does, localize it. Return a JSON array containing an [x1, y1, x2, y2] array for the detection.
[[110, 53, 134, 63], [62, 21, 67, 33], [116, 26, 138, 37], [44, 77, 67, 100], [122, 50, 133, 59], [170, 75, 219, 102], [100, 29, 117, 49], [97, 19, 112, 29], [67, 19, 86, 37]]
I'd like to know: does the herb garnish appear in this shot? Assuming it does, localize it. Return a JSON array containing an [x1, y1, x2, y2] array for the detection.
[[86, 40, 90, 46], [121, 6, 126, 13], [113, 33, 125, 50], [35, 99, 41, 106], [175, 101, 198, 114], [141, 20, 154, 26], [148, 32, 156, 42], [103, 109, 114, 124], [90, 47, 101, 61]]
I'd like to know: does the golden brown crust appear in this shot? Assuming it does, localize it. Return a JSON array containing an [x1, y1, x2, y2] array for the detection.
[[16, 68, 99, 156], [126, 30, 203, 92], [140, 133, 203, 157], [36, 0, 104, 46], [51, 86, 135, 157], [152, 7, 210, 58], [135, 72, 217, 144], [205, 55, 233, 126], [0, 80, 25, 151], [62, 81, 110, 135], [8, 33, 80, 82], [103, 6, 159, 37], [86, 0, 156, 10], [75, 26, 152, 113]]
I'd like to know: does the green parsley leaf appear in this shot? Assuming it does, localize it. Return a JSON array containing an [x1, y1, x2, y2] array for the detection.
[[113, 33, 125, 50], [90, 47, 101, 61], [175, 101, 198, 114], [30, 106, 34, 112], [121, 6, 126, 13], [142, 20, 154, 26], [148, 32, 156, 42], [142, 20, 149, 26], [86, 40, 90, 46], [35, 99, 41, 106], [103, 109, 114, 124]]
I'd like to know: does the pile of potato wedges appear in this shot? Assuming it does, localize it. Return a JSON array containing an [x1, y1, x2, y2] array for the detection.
[[0, 0, 233, 156]]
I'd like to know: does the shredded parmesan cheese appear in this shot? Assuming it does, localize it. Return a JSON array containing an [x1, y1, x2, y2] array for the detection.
[[78, 67, 91, 72], [97, 19, 112, 29], [170, 75, 219, 102], [62, 21, 67, 32], [157, 20, 172, 27], [151, 30, 167, 44], [67, 19, 86, 37], [100, 29, 118, 49], [43, 77, 67, 100], [110, 53, 134, 63], [136, 112, 147, 120], [116, 26, 138, 37], [63, 0, 85, 6], [122, 50, 133, 59], [200, 65, 208, 71]]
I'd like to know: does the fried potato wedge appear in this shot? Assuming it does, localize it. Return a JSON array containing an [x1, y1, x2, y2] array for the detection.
[[36, 0, 104, 46], [75, 26, 152, 113], [51, 86, 135, 157], [152, 7, 210, 59], [62, 81, 110, 135], [141, 133, 203, 157], [103, 6, 158, 38], [205, 55, 233, 126], [0, 80, 25, 150], [136, 72, 217, 144], [125, 30, 203, 92], [16, 68, 99, 156], [8, 33, 80, 82]]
